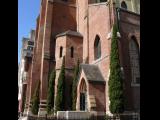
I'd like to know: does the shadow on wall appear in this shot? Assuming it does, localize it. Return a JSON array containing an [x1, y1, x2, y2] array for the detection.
[[49, 1, 77, 64], [52, 2, 77, 34]]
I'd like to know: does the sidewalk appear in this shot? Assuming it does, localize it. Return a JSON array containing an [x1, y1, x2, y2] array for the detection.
[[18, 116, 28, 120]]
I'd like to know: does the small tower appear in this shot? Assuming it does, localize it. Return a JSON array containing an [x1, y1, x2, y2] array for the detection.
[[54, 30, 83, 110]]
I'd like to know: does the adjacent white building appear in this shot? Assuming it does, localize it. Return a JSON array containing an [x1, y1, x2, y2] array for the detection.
[[18, 30, 35, 112]]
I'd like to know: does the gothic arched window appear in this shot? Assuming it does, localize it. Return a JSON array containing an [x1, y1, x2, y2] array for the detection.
[[121, 1, 127, 9], [129, 36, 140, 85], [60, 46, 63, 58], [94, 35, 101, 60], [71, 46, 74, 58]]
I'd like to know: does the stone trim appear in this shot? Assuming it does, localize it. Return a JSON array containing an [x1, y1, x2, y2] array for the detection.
[[92, 55, 110, 64], [88, 2, 108, 7], [89, 95, 96, 109], [38, 109, 47, 116], [117, 7, 140, 16], [39, 25, 45, 31], [39, 100, 47, 109], [107, 31, 121, 40], [56, 30, 83, 38], [107, 32, 112, 40], [40, 100, 47, 102]]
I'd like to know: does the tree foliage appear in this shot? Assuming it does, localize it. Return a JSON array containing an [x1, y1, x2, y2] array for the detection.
[[55, 57, 65, 111], [72, 59, 80, 110], [108, 24, 124, 114], [47, 69, 56, 114], [31, 80, 40, 115]]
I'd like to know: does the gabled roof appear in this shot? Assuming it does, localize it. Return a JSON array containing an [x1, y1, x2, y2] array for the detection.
[[80, 64, 105, 83], [56, 30, 83, 38]]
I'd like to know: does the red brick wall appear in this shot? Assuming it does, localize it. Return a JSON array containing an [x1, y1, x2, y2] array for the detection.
[[25, 0, 140, 114], [39, 0, 54, 106], [28, 0, 49, 112], [30, 0, 47, 97], [118, 9, 140, 111], [89, 82, 106, 112], [66, 36, 83, 67], [76, 70, 106, 113], [77, 0, 88, 62], [55, 35, 83, 69], [55, 34, 83, 110], [88, 3, 110, 64], [52, 2, 77, 35], [87, 3, 112, 112], [27, 14, 40, 110]]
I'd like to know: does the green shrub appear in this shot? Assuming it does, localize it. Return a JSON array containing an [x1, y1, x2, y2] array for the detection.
[[55, 56, 65, 111], [108, 24, 124, 114], [31, 80, 40, 115], [72, 59, 80, 110], [47, 69, 56, 114]]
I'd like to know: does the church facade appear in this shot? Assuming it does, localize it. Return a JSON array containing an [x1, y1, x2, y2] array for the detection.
[[18, 0, 140, 116]]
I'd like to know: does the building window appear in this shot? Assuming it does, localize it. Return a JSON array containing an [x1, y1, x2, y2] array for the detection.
[[71, 47, 74, 58], [121, 1, 127, 9], [60, 46, 63, 58], [27, 46, 33, 51], [129, 36, 140, 85], [28, 41, 34, 46], [94, 35, 101, 60]]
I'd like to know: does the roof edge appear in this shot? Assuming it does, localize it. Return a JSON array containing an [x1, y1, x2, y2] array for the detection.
[[56, 30, 83, 38]]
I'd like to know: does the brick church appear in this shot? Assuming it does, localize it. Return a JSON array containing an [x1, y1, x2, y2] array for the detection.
[[18, 0, 140, 116]]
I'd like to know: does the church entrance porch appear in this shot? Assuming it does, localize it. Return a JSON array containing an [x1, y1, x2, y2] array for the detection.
[[76, 64, 106, 115]]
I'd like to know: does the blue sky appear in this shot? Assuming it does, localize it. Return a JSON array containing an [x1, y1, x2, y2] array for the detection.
[[18, 0, 40, 64]]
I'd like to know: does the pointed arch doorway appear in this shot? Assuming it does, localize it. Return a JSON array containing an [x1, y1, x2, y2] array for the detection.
[[76, 64, 106, 113], [79, 78, 87, 111]]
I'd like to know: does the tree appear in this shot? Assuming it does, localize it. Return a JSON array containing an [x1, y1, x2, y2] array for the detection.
[[55, 56, 65, 111], [21, 92, 26, 113], [72, 59, 80, 110], [46, 69, 56, 114], [31, 80, 40, 115], [108, 24, 124, 114]]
